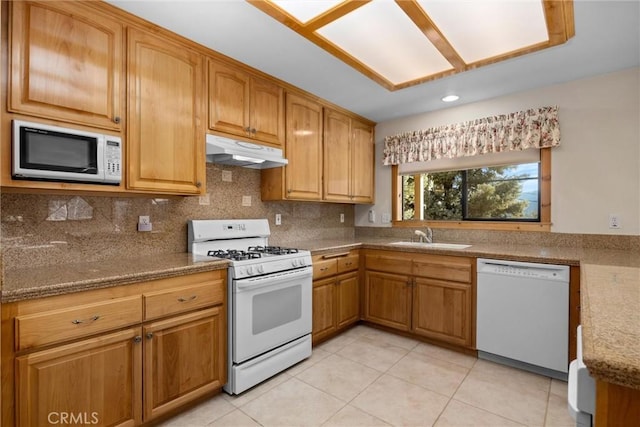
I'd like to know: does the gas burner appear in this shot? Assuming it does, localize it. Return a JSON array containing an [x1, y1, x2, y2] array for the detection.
[[208, 249, 262, 261], [248, 245, 299, 255]]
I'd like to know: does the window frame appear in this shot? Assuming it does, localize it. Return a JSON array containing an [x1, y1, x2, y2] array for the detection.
[[391, 148, 551, 232]]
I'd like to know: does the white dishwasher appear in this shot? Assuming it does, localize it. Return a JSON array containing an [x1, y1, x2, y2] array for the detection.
[[477, 258, 570, 379]]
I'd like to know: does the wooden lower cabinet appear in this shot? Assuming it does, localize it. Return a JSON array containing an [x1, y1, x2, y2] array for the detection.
[[311, 251, 360, 344], [2, 270, 227, 426], [363, 250, 474, 349], [16, 328, 142, 427], [336, 272, 359, 329], [312, 277, 337, 343], [363, 271, 412, 331], [144, 307, 225, 420], [412, 278, 472, 346]]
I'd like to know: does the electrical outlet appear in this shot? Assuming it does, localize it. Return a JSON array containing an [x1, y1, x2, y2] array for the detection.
[[137, 215, 152, 232], [340, 213, 345, 223], [222, 170, 232, 182], [242, 196, 251, 207], [609, 214, 621, 229]]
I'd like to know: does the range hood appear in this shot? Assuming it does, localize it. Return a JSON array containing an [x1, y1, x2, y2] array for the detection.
[[206, 134, 288, 169]]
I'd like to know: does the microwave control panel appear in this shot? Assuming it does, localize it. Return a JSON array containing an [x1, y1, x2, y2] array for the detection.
[[104, 138, 122, 183]]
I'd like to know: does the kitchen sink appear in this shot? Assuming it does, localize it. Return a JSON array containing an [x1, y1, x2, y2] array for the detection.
[[389, 241, 472, 250]]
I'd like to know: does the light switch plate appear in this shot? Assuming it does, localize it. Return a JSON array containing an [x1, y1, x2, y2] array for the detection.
[[222, 170, 232, 182], [275, 214, 282, 225]]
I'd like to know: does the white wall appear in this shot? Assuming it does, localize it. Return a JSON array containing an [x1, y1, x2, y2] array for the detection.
[[356, 67, 640, 235]]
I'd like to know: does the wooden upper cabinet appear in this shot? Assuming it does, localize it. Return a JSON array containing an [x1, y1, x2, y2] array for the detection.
[[323, 109, 375, 204], [351, 119, 375, 203], [127, 28, 205, 195], [9, 1, 124, 130], [324, 109, 351, 202], [262, 92, 323, 201], [208, 61, 284, 146]]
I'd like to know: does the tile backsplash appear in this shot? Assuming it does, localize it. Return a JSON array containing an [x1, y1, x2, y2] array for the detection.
[[1, 164, 356, 270]]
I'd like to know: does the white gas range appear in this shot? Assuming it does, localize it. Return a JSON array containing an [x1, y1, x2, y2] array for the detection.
[[188, 219, 312, 395]]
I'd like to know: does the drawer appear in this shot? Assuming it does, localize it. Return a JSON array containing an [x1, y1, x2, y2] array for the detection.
[[365, 254, 412, 275], [313, 259, 338, 280], [15, 295, 142, 351], [144, 280, 225, 320], [413, 258, 472, 283], [337, 254, 359, 273]]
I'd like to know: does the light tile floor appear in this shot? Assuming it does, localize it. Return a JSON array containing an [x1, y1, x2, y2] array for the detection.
[[159, 325, 576, 427]]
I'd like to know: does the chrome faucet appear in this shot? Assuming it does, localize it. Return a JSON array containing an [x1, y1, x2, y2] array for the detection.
[[414, 227, 433, 243]]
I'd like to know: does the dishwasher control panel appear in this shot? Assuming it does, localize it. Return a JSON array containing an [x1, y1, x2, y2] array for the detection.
[[477, 258, 570, 281]]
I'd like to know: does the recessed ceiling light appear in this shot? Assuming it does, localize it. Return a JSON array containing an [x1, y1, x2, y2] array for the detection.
[[441, 95, 460, 102]]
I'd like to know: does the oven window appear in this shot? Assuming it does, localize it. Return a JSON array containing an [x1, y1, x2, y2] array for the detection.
[[252, 285, 302, 335]]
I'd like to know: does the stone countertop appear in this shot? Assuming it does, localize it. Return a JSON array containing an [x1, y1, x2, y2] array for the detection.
[[274, 236, 640, 268], [1, 252, 229, 303], [580, 263, 640, 390]]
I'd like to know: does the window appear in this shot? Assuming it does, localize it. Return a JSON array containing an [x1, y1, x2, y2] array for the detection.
[[393, 148, 550, 231]]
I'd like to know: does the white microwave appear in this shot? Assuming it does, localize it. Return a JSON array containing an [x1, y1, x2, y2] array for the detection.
[[12, 120, 122, 185]]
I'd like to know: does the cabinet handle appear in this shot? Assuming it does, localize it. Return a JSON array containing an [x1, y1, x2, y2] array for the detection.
[[244, 126, 251, 132], [113, 116, 121, 124], [196, 181, 202, 188], [177, 295, 197, 302], [320, 267, 329, 272], [321, 252, 350, 259], [345, 262, 352, 266], [133, 336, 142, 343], [146, 332, 154, 340], [71, 315, 100, 325], [251, 128, 257, 134], [287, 189, 292, 194]]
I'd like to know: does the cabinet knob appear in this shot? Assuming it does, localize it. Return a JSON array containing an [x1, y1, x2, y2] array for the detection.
[[146, 332, 154, 339], [196, 181, 202, 188], [251, 128, 257, 134], [287, 189, 292, 194], [133, 336, 142, 343], [244, 127, 251, 132], [114, 116, 121, 124]]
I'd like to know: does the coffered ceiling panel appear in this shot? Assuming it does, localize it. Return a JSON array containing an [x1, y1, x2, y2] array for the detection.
[[249, 0, 575, 91]]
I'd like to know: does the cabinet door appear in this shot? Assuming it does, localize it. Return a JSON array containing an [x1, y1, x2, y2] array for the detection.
[[208, 61, 250, 137], [412, 278, 472, 347], [128, 28, 205, 195], [143, 307, 225, 421], [284, 93, 323, 200], [312, 277, 337, 344], [351, 119, 375, 203], [9, 1, 123, 130], [364, 271, 412, 331], [250, 76, 284, 145], [336, 272, 359, 329], [15, 328, 142, 427], [323, 109, 352, 202]]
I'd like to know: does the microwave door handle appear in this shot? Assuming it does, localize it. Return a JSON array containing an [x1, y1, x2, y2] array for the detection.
[[235, 268, 312, 292]]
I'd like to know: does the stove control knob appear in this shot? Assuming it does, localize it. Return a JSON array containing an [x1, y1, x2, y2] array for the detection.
[[247, 266, 254, 275], [292, 259, 299, 267], [257, 265, 265, 274]]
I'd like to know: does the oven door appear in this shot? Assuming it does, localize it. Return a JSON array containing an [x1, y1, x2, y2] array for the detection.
[[233, 266, 312, 363]]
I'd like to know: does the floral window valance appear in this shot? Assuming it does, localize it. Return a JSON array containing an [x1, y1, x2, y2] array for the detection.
[[383, 106, 560, 165]]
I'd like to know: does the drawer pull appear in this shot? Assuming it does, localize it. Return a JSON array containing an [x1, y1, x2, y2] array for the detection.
[[71, 315, 100, 325], [344, 262, 352, 266], [320, 267, 329, 272], [177, 295, 197, 302], [321, 252, 350, 259]]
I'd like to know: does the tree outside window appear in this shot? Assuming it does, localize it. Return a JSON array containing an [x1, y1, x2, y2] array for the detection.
[[402, 162, 540, 222]]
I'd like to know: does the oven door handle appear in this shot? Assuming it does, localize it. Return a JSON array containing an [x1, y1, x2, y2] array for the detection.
[[235, 267, 312, 292]]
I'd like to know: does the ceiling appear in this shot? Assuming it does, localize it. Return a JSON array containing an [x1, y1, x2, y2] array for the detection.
[[106, 0, 640, 123]]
